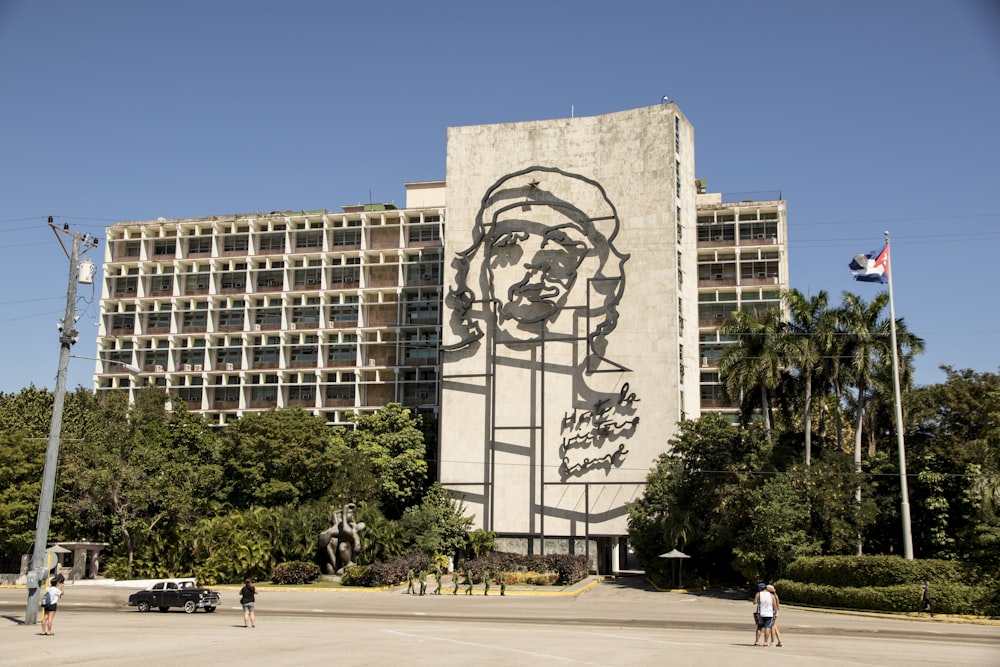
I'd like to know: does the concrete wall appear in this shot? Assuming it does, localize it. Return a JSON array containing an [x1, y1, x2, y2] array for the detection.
[[439, 105, 699, 543]]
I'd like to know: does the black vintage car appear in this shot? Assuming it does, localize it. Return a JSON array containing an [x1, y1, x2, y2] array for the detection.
[[127, 578, 221, 613]]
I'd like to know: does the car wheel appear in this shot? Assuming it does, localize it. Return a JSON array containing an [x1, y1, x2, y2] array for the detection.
[[158, 607, 169, 612], [184, 600, 197, 614], [137, 601, 151, 613], [204, 606, 216, 613]]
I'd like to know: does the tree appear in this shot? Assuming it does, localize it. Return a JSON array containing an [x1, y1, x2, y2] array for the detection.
[[784, 289, 836, 465], [399, 483, 474, 558], [835, 291, 924, 554], [0, 428, 45, 558], [344, 403, 429, 518], [627, 414, 775, 582], [905, 367, 1000, 563], [60, 388, 225, 575], [219, 408, 347, 508], [718, 307, 789, 433]]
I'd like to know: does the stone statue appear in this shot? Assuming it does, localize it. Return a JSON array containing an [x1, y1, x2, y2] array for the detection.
[[318, 503, 366, 575]]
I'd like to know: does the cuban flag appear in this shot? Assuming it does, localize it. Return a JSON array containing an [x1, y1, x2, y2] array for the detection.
[[849, 245, 889, 283]]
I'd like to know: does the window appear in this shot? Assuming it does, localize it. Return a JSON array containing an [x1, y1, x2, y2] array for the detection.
[[153, 239, 176, 256], [294, 268, 322, 287], [145, 311, 171, 330], [330, 297, 359, 325], [258, 233, 285, 252], [183, 310, 208, 328], [332, 229, 361, 246], [288, 385, 314, 401], [408, 226, 441, 243], [218, 307, 245, 327], [326, 384, 354, 400], [187, 237, 211, 254], [254, 307, 281, 326], [295, 231, 322, 249], [291, 344, 318, 362], [251, 386, 277, 402], [256, 270, 283, 288], [329, 267, 359, 285], [252, 346, 279, 364], [216, 347, 242, 364], [111, 313, 135, 330], [223, 235, 249, 253]]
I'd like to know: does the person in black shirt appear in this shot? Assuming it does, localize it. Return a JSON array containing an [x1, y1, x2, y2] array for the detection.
[[240, 579, 257, 627]]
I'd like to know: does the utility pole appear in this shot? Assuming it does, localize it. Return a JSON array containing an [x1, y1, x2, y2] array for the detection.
[[25, 218, 96, 625]]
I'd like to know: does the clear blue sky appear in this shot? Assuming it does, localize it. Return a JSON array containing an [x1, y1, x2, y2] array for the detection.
[[1, 0, 998, 394]]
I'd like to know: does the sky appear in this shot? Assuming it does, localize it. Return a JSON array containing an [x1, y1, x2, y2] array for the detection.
[[1, 0, 998, 394]]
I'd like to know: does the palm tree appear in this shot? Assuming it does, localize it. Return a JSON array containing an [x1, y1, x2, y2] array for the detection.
[[784, 289, 836, 465], [718, 307, 788, 433], [836, 291, 925, 553]]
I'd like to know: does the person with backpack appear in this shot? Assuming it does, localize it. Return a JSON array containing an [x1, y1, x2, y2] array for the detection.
[[40, 577, 64, 636]]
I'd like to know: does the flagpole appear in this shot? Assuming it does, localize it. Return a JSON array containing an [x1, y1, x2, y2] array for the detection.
[[884, 230, 914, 559]]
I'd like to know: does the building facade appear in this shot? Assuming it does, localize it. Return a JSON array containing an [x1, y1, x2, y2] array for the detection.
[[695, 189, 789, 419], [437, 105, 701, 571], [95, 184, 446, 427], [94, 104, 789, 573]]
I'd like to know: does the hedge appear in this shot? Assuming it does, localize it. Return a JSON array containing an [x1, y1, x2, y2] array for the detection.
[[271, 561, 321, 585], [777, 556, 999, 616], [341, 551, 430, 588], [462, 552, 588, 585]]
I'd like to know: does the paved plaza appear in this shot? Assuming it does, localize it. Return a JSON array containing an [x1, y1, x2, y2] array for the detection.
[[1, 577, 997, 666]]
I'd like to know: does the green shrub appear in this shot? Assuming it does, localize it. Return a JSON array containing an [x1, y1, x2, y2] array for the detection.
[[270, 561, 321, 585], [775, 580, 999, 616], [784, 555, 971, 587], [341, 551, 429, 587], [462, 552, 588, 585]]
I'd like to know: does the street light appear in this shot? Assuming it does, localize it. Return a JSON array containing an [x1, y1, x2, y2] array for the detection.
[[69, 354, 142, 376]]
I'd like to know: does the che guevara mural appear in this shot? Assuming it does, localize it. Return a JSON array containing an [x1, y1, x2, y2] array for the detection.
[[439, 107, 695, 547]]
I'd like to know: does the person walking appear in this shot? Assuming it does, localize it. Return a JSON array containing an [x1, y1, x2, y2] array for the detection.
[[919, 580, 934, 617], [40, 577, 64, 636], [753, 583, 778, 646], [418, 569, 427, 596], [464, 571, 474, 595], [483, 570, 491, 596], [766, 584, 783, 646], [240, 578, 257, 627], [433, 568, 442, 595], [406, 568, 416, 595]]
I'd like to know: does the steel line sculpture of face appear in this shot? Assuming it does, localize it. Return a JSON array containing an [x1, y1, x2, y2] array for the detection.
[[445, 166, 629, 354], [485, 214, 590, 327]]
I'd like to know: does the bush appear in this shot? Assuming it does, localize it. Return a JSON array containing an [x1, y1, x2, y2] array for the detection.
[[778, 556, 999, 616], [775, 580, 999, 616], [341, 551, 429, 588], [461, 552, 588, 586], [784, 555, 972, 587], [271, 561, 321, 585]]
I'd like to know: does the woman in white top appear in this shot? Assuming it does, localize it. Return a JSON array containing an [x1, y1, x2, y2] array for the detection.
[[41, 578, 64, 636], [753, 582, 778, 646]]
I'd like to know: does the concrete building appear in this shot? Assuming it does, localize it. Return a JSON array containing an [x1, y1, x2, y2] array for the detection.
[[695, 188, 789, 419], [95, 185, 446, 427], [437, 104, 700, 572], [93, 103, 788, 573]]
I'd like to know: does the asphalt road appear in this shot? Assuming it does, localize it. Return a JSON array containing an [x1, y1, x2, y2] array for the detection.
[[1, 576, 997, 666]]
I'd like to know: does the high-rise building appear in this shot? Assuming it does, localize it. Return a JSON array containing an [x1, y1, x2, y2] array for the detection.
[[438, 104, 700, 571], [95, 183, 446, 427], [94, 103, 788, 573], [695, 187, 789, 419]]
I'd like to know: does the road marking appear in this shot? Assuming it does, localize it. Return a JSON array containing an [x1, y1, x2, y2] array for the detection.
[[384, 628, 602, 665]]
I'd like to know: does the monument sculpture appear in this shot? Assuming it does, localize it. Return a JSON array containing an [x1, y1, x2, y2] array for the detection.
[[318, 503, 366, 575]]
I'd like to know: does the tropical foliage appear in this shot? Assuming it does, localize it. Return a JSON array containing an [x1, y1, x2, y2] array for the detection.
[[0, 388, 452, 583], [629, 290, 998, 584]]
